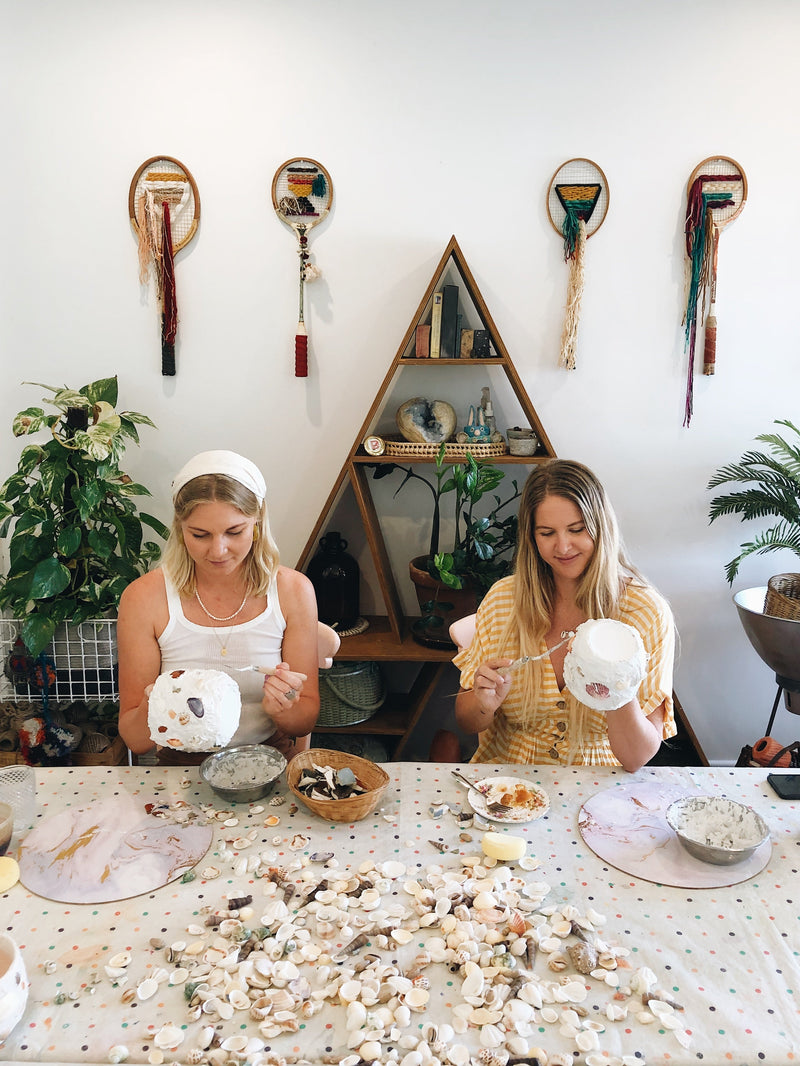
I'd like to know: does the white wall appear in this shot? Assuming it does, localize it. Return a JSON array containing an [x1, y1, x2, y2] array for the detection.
[[2, 0, 799, 763]]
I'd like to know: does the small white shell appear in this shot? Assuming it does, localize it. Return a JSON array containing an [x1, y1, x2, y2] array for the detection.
[[136, 978, 158, 1001], [154, 1025, 185, 1050], [108, 952, 131, 969], [201, 866, 221, 879], [108, 1047, 129, 1064]]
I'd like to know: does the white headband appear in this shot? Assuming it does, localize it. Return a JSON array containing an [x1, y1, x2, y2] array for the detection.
[[172, 450, 267, 504]]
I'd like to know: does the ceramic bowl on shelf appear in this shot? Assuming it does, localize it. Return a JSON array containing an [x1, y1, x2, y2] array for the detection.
[[665, 795, 769, 866], [200, 745, 287, 804]]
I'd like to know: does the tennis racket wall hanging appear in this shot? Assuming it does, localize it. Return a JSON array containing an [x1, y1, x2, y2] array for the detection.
[[128, 156, 200, 376], [272, 157, 333, 377], [681, 155, 747, 426], [547, 158, 610, 370]]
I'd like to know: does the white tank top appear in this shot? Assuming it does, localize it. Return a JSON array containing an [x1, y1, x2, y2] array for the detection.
[[158, 570, 286, 746]]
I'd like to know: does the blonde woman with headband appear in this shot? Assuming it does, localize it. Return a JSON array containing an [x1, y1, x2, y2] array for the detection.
[[118, 450, 319, 762], [454, 460, 676, 771]]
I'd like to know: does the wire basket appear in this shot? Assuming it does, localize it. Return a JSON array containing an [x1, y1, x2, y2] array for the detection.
[[1, 616, 118, 702], [764, 574, 800, 621], [318, 661, 385, 727], [287, 747, 390, 823]]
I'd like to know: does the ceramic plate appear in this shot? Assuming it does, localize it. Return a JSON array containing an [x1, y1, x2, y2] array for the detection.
[[467, 775, 549, 823]]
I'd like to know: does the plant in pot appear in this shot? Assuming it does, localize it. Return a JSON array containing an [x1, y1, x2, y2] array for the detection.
[[0, 376, 170, 699], [708, 418, 800, 718], [372, 443, 521, 647]]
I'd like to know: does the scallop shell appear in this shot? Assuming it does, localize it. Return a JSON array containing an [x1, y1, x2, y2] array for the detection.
[[108, 952, 131, 968], [154, 1025, 185, 1050], [201, 866, 221, 880]]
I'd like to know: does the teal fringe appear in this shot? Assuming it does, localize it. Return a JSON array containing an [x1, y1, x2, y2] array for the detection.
[[311, 173, 327, 198]]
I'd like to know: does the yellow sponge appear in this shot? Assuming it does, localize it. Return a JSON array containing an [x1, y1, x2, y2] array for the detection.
[[481, 831, 527, 861]]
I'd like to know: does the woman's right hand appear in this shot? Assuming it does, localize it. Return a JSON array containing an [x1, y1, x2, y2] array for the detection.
[[472, 658, 515, 713]]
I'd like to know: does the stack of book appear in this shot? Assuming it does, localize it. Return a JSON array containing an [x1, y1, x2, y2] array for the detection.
[[411, 284, 492, 358]]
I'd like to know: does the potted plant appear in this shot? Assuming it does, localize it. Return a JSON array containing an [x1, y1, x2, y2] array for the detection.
[[707, 418, 800, 585], [708, 419, 800, 703], [372, 444, 521, 646], [0, 376, 170, 668]]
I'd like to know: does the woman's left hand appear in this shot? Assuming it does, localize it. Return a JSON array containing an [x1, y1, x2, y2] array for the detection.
[[263, 662, 308, 719]]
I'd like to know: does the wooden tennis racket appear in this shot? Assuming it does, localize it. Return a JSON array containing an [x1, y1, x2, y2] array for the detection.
[[271, 157, 333, 377], [547, 158, 610, 369], [129, 156, 200, 376], [682, 156, 746, 424]]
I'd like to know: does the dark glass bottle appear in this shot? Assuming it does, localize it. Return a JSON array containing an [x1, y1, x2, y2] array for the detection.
[[306, 532, 360, 630]]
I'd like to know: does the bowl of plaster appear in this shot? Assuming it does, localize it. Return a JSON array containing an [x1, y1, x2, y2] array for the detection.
[[200, 745, 287, 804], [665, 795, 769, 866]]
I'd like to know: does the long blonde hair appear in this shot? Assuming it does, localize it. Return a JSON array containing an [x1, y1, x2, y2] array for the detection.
[[162, 474, 280, 596], [501, 460, 646, 755]]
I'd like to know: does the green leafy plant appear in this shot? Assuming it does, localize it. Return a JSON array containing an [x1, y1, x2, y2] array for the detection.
[[373, 443, 521, 597], [707, 418, 800, 583], [0, 376, 170, 655]]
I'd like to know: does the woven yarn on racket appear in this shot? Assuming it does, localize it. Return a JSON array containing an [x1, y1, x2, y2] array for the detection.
[[318, 661, 385, 727]]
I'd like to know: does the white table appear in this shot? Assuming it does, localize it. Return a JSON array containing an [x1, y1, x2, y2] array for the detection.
[[1, 763, 799, 1065]]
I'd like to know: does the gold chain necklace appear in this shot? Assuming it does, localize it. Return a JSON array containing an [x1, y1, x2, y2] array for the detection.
[[194, 587, 249, 658], [195, 588, 249, 622]]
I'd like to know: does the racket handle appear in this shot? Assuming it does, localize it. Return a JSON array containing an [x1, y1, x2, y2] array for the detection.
[[703, 314, 717, 376], [295, 325, 308, 377]]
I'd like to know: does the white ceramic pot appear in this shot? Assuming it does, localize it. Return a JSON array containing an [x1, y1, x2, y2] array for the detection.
[[0, 934, 29, 1044]]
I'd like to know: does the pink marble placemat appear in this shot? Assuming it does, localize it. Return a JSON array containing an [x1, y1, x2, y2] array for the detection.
[[578, 779, 771, 888], [18, 793, 213, 904]]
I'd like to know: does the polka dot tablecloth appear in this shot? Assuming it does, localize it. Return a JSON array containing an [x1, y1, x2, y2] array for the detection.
[[1, 764, 799, 1064]]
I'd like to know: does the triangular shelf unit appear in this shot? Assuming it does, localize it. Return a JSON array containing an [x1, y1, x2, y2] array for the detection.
[[298, 236, 556, 644]]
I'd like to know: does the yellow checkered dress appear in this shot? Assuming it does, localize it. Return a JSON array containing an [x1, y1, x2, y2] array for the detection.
[[453, 577, 676, 766]]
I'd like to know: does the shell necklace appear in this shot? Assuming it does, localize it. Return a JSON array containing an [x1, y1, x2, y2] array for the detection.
[[195, 587, 249, 657]]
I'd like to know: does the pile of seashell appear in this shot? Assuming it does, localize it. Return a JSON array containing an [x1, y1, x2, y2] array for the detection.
[[88, 792, 692, 1066], [293, 763, 366, 801]]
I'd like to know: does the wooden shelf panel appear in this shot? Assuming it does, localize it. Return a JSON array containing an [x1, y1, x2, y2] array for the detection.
[[335, 616, 455, 662]]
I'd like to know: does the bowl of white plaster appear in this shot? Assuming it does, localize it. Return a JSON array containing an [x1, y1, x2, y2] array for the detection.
[[665, 795, 769, 866]]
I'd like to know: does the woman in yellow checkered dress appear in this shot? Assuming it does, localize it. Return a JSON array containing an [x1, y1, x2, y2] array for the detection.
[[454, 460, 675, 770]]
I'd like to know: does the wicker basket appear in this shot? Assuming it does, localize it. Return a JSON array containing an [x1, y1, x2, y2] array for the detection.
[[764, 573, 800, 621], [318, 662, 385, 727], [287, 748, 390, 823], [382, 435, 507, 459]]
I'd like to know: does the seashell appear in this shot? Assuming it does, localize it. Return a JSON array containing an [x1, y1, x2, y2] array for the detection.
[[201, 866, 221, 880], [154, 1025, 185, 1050], [576, 1029, 600, 1052], [567, 941, 598, 973], [405, 986, 430, 1011], [391, 927, 414, 945], [232, 837, 252, 849], [446, 1044, 471, 1066], [136, 978, 159, 1001], [221, 1035, 249, 1053], [197, 1026, 216, 1050], [479, 1023, 504, 1049], [290, 833, 310, 850], [185, 1051, 204, 1065], [108, 951, 132, 969], [108, 1047, 129, 1064], [169, 967, 188, 985]]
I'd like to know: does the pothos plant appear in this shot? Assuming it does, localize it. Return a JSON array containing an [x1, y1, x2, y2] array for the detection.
[[0, 376, 170, 656], [373, 442, 521, 598]]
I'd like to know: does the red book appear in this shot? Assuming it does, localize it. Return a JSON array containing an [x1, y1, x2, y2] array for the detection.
[[415, 323, 431, 358]]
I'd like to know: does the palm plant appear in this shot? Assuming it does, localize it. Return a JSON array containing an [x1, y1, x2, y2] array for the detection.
[[707, 418, 800, 583]]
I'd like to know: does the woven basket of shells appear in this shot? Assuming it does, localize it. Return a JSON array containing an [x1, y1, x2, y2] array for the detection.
[[287, 748, 390, 823]]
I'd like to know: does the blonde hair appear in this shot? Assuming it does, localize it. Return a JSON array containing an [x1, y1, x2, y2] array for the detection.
[[500, 459, 646, 760], [162, 474, 280, 596]]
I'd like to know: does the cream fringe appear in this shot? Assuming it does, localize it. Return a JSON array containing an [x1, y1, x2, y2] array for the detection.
[[558, 218, 586, 370]]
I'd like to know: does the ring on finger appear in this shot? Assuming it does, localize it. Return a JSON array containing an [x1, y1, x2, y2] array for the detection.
[[284, 688, 297, 701]]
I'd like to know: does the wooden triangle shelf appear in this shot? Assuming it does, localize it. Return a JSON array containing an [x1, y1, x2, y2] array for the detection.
[[298, 236, 556, 646]]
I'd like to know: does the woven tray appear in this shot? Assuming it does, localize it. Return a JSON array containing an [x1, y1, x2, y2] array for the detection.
[[764, 573, 800, 621], [383, 435, 507, 459]]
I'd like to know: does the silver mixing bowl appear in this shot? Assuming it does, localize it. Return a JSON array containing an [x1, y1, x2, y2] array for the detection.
[[200, 745, 287, 804], [666, 795, 769, 866]]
